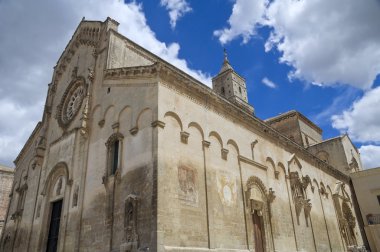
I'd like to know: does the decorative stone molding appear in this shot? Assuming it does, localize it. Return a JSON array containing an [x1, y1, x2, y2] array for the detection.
[[72, 184, 79, 207], [55, 22, 102, 82], [56, 77, 87, 129], [120, 194, 139, 252], [302, 175, 311, 190], [180, 131, 190, 144], [289, 172, 312, 224], [105, 132, 124, 147], [151, 120, 165, 128], [104, 63, 158, 80], [112, 122, 120, 130], [304, 199, 312, 218], [319, 187, 328, 198], [274, 171, 280, 180], [239, 155, 267, 170], [267, 188, 276, 203], [129, 127, 138, 135]]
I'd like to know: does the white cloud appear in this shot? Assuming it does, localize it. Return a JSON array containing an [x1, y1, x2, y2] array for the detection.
[[160, 0, 192, 29], [0, 0, 210, 166], [359, 145, 380, 169], [214, 0, 268, 44], [215, 0, 380, 89], [332, 86, 380, 143], [262, 77, 277, 89]]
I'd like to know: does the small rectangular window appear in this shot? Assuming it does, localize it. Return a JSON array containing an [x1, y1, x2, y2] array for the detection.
[[377, 195, 380, 206]]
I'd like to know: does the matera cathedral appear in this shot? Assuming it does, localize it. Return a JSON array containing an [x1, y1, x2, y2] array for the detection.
[[1, 18, 367, 252]]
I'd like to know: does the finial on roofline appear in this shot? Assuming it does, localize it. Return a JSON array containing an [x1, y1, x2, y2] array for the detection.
[[223, 48, 229, 63], [219, 48, 233, 73]]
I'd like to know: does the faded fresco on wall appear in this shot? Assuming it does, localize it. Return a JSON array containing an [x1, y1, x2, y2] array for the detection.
[[177, 165, 198, 206], [216, 172, 237, 207]]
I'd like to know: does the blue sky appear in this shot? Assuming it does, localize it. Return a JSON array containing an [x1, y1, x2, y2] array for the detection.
[[0, 0, 380, 168]]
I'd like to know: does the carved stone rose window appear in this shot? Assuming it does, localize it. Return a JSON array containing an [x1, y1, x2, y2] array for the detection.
[[57, 77, 86, 128]]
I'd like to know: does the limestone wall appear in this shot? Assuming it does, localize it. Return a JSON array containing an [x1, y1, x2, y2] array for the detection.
[[156, 81, 364, 252], [0, 165, 13, 237]]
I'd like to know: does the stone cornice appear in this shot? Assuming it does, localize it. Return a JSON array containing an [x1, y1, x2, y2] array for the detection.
[[14, 122, 42, 166], [238, 155, 267, 171], [104, 63, 158, 80], [350, 167, 380, 179]]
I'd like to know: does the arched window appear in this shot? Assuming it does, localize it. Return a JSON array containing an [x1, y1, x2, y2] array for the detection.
[[221, 87, 225, 95], [111, 139, 120, 175], [105, 133, 124, 176], [239, 86, 242, 94]]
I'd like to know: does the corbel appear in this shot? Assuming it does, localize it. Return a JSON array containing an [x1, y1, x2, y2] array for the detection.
[[180, 131, 190, 144], [202, 140, 211, 148], [130, 126, 138, 135], [221, 148, 229, 160], [151, 120, 165, 128]]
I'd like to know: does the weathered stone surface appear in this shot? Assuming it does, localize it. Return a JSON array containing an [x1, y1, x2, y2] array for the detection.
[[0, 165, 14, 237], [0, 17, 366, 252]]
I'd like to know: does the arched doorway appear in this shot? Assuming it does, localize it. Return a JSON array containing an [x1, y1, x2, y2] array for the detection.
[[252, 210, 265, 252], [38, 163, 69, 252], [246, 176, 275, 252]]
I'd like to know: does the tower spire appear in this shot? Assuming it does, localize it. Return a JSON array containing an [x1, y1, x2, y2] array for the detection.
[[212, 49, 254, 114], [219, 48, 233, 73]]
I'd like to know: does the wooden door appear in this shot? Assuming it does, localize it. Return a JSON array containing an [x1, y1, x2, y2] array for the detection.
[[46, 200, 63, 252], [253, 211, 264, 252]]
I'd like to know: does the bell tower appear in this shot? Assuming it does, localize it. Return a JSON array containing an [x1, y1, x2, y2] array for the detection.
[[212, 50, 254, 114]]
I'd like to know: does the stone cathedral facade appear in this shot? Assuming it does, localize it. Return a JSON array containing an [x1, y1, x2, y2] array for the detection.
[[0, 18, 367, 252]]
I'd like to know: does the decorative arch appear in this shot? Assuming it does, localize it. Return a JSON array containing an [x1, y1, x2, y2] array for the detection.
[[326, 185, 333, 196], [38, 162, 70, 252], [266, 157, 277, 179], [227, 139, 240, 155], [164, 111, 183, 131], [188, 122, 204, 140], [41, 162, 69, 196], [91, 104, 101, 118], [136, 107, 153, 129], [103, 105, 115, 121], [246, 176, 268, 196], [277, 162, 286, 178], [105, 132, 124, 147], [245, 176, 275, 252], [104, 132, 124, 178], [313, 179, 320, 190], [288, 154, 302, 173], [319, 182, 329, 198], [209, 131, 223, 149], [118, 105, 132, 122]]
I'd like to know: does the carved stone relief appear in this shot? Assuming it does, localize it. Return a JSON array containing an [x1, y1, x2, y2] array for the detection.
[[289, 172, 312, 226], [245, 176, 275, 252], [72, 185, 79, 207], [120, 194, 139, 252]]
